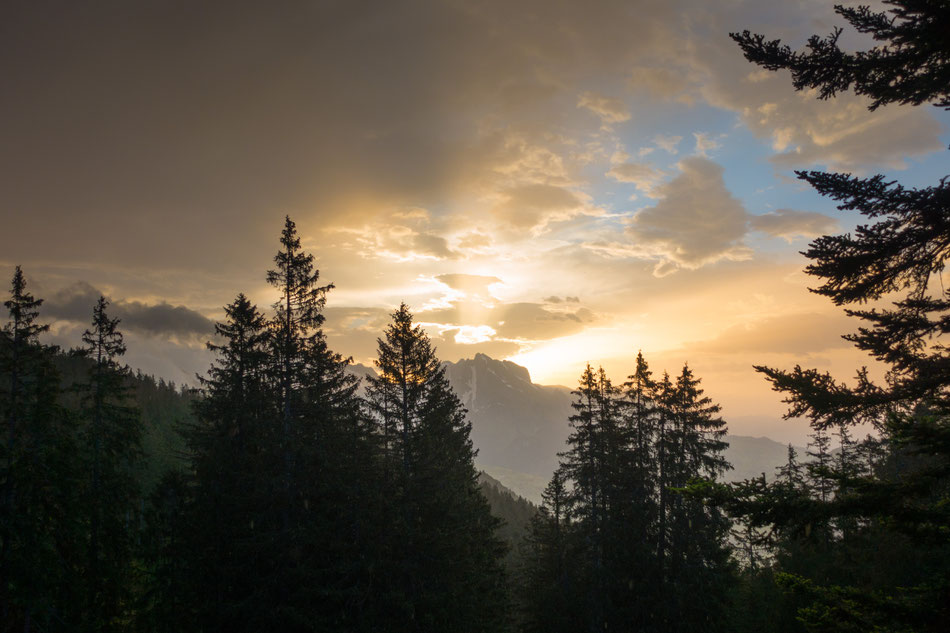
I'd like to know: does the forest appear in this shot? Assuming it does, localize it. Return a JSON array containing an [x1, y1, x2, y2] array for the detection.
[[2, 3, 949, 632]]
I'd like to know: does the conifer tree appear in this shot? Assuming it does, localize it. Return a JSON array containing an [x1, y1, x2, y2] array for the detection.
[[255, 219, 376, 629], [366, 304, 508, 633], [661, 365, 732, 633], [560, 364, 626, 633], [622, 352, 657, 508], [147, 220, 378, 632], [724, 3, 950, 628], [77, 296, 141, 632], [520, 469, 584, 633], [777, 445, 806, 491], [523, 356, 733, 633], [183, 293, 276, 631], [266, 216, 333, 525], [652, 369, 676, 599], [0, 267, 76, 632], [617, 352, 661, 631]]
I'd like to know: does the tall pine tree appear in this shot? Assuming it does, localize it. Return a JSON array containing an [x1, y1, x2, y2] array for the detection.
[[182, 293, 275, 632], [0, 267, 76, 632], [366, 304, 508, 633], [723, 3, 950, 628], [76, 297, 141, 632]]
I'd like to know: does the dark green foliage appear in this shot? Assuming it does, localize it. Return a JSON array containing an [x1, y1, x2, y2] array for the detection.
[[50, 354, 196, 494], [657, 365, 734, 633], [0, 267, 79, 632], [131, 374, 195, 492], [138, 470, 195, 633], [76, 297, 142, 631], [176, 293, 277, 631], [731, 1, 950, 111], [366, 304, 510, 633], [720, 4, 950, 629], [141, 221, 512, 632], [262, 219, 379, 631], [148, 222, 385, 632], [477, 471, 537, 570], [0, 287, 198, 632], [519, 470, 586, 633], [521, 355, 734, 633]]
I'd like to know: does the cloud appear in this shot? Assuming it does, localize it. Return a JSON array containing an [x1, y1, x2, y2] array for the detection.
[[610, 3, 945, 173], [323, 307, 392, 334], [410, 233, 457, 259], [689, 312, 853, 355], [323, 298, 595, 367], [456, 231, 493, 250], [492, 183, 589, 230], [418, 299, 595, 342], [653, 134, 683, 154], [681, 6, 945, 172], [349, 224, 459, 261], [749, 208, 838, 242], [577, 91, 631, 124], [606, 162, 665, 194], [625, 157, 751, 275], [435, 274, 503, 297], [493, 303, 595, 341], [43, 281, 213, 340], [693, 132, 721, 156], [0, 0, 681, 274], [765, 103, 944, 171], [428, 330, 523, 361], [628, 65, 697, 103]]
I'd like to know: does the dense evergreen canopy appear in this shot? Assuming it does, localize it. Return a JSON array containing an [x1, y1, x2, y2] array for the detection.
[[521, 357, 733, 633], [721, 2, 950, 631]]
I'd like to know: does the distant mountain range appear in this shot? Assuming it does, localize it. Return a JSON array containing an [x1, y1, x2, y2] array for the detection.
[[355, 353, 802, 503]]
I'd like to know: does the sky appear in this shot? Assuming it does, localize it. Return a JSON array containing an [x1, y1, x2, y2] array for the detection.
[[2, 0, 948, 444]]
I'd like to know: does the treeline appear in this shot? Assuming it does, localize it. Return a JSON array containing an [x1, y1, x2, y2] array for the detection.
[[520, 359, 732, 632], [1, 219, 509, 632], [0, 233, 743, 633]]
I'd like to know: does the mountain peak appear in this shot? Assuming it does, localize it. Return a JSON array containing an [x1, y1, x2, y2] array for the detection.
[[464, 353, 533, 385]]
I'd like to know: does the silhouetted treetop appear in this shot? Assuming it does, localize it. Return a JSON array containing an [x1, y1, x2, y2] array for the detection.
[[800, 172, 950, 306], [731, 1, 950, 110]]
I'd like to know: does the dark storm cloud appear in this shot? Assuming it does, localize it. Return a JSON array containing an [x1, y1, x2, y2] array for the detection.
[[45, 282, 213, 339], [0, 0, 675, 271]]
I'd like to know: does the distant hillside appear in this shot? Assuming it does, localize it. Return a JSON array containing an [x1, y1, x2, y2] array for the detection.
[[53, 351, 196, 492], [477, 471, 537, 569], [724, 434, 804, 482]]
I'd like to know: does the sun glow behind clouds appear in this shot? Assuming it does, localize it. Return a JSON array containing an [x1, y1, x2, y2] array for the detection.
[[506, 326, 648, 386], [452, 325, 498, 344]]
